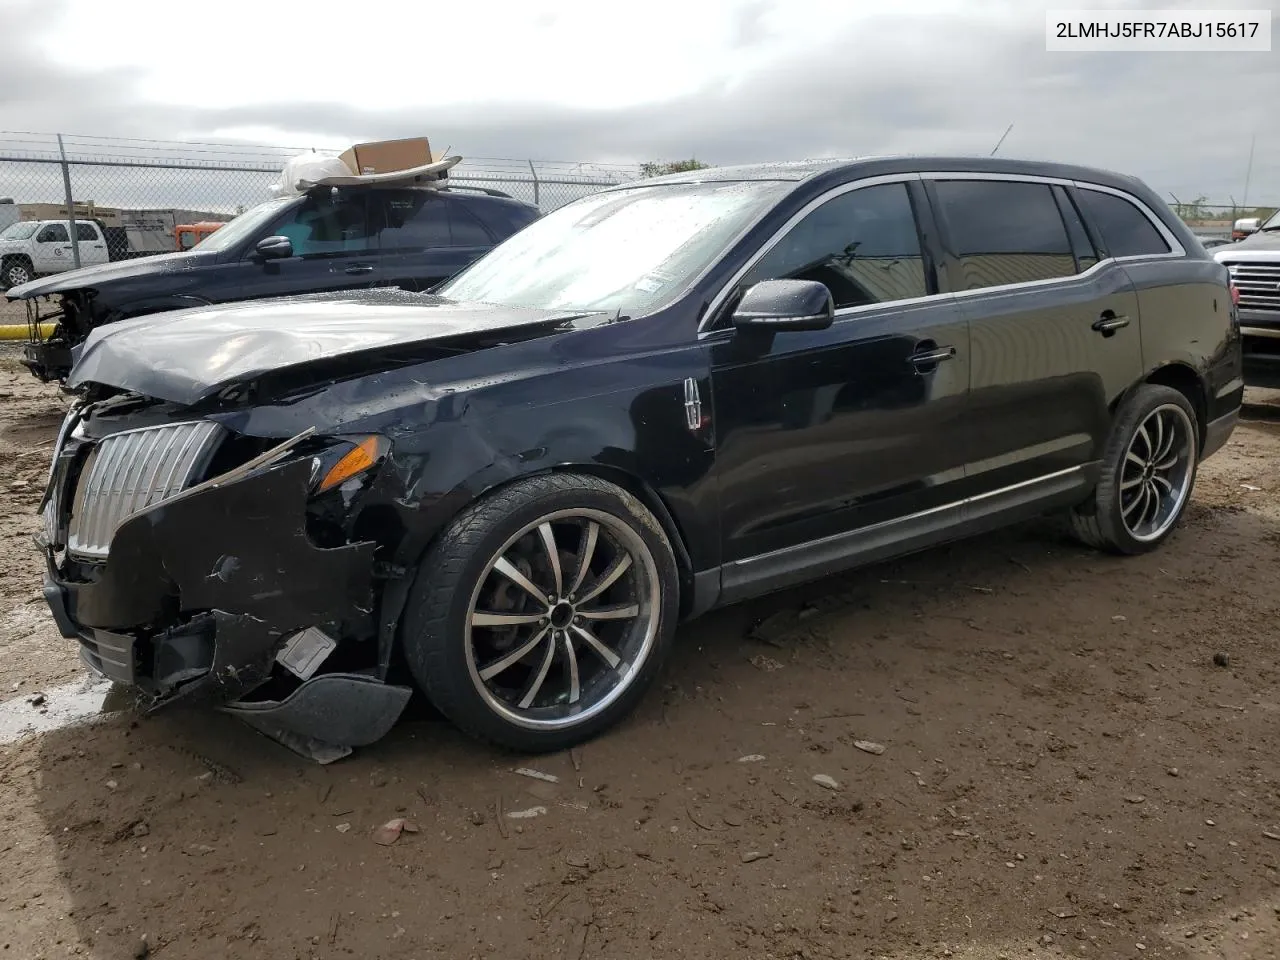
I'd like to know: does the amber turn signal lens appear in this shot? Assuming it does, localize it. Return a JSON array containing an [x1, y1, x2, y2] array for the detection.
[[317, 436, 386, 493]]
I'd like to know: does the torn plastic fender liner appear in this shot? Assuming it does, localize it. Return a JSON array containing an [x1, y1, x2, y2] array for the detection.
[[222, 673, 414, 747]]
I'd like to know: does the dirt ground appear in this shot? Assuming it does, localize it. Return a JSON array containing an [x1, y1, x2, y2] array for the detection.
[[2, 347, 1279, 960]]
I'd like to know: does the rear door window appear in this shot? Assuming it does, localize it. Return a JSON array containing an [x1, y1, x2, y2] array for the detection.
[[448, 201, 496, 247], [468, 199, 541, 240], [376, 190, 451, 251], [933, 180, 1077, 290], [75, 222, 99, 241]]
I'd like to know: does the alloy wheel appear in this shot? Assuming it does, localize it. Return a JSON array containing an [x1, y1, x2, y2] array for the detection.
[[4, 263, 30, 288], [464, 507, 661, 730], [1119, 403, 1196, 543]]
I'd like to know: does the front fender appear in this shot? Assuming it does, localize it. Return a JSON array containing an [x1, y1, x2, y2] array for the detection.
[[371, 384, 719, 671]]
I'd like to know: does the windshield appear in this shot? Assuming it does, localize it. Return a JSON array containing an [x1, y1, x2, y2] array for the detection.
[[1261, 209, 1280, 231], [190, 197, 294, 253], [437, 180, 794, 315], [0, 221, 38, 241]]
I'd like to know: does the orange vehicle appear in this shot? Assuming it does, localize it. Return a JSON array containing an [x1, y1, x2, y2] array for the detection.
[[174, 221, 223, 250]]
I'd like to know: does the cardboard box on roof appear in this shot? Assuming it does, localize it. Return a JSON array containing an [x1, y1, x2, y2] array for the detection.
[[339, 137, 434, 177]]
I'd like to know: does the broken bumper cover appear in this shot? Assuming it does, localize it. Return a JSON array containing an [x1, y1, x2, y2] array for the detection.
[[18, 298, 74, 382], [42, 456, 411, 746], [21, 339, 75, 383]]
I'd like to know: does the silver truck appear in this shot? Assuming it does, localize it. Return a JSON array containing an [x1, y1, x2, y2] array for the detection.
[[1215, 209, 1280, 387]]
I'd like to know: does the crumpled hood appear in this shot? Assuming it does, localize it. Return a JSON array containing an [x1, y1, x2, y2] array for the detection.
[[68, 288, 602, 404], [5, 251, 206, 299]]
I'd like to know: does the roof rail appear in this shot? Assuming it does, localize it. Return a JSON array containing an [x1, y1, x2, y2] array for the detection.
[[305, 180, 515, 201]]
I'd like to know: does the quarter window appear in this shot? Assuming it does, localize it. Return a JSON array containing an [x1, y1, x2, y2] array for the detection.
[[741, 182, 928, 310], [1076, 189, 1172, 258], [933, 180, 1077, 290]]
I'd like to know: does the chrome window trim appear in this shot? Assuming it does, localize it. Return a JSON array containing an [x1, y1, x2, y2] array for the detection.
[[920, 170, 1077, 188], [698, 170, 1188, 336]]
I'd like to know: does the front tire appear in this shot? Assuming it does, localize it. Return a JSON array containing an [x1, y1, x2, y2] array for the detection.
[[400, 473, 680, 752], [1069, 384, 1199, 554], [1, 257, 33, 289]]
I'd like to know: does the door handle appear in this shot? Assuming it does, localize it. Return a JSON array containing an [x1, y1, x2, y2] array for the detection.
[[907, 345, 957, 367], [1092, 312, 1130, 336], [344, 264, 374, 275]]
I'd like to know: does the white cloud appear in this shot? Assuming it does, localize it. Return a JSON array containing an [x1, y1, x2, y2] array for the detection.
[[4, 0, 1279, 202]]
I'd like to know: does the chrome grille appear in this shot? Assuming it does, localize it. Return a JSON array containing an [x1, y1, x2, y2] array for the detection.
[[43, 483, 60, 546], [42, 408, 79, 548], [1224, 261, 1280, 312], [68, 421, 223, 560]]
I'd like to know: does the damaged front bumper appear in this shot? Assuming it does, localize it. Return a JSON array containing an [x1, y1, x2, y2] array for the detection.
[[19, 296, 75, 383], [42, 454, 412, 755]]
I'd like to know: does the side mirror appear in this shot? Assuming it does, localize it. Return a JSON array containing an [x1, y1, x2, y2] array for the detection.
[[731, 279, 834, 332], [254, 235, 293, 260]]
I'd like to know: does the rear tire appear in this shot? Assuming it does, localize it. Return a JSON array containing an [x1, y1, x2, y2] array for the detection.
[[1, 257, 33, 289], [400, 473, 680, 752], [1069, 384, 1199, 554]]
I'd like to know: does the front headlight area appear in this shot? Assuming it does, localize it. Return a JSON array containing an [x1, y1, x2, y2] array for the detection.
[[297, 434, 398, 551], [308, 435, 389, 498]]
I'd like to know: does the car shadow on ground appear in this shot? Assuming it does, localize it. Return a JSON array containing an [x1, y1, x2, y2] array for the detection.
[[18, 511, 1280, 959]]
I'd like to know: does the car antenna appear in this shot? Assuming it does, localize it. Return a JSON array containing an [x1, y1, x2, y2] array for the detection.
[[990, 123, 1014, 156]]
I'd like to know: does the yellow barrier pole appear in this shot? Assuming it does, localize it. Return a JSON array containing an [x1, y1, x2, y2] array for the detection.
[[0, 323, 55, 340]]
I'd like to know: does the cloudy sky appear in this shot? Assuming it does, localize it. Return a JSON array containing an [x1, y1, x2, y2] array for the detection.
[[3, 0, 1278, 202]]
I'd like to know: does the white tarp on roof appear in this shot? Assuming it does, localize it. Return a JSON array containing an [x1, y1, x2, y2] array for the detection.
[[271, 152, 463, 198]]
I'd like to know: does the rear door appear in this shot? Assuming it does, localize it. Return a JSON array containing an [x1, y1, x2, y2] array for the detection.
[[709, 177, 972, 579], [226, 190, 382, 301], [75, 222, 109, 267], [371, 190, 484, 292], [927, 176, 1143, 495], [32, 223, 72, 273], [444, 196, 503, 281]]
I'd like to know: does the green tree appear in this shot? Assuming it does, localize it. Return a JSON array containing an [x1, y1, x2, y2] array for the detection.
[[640, 158, 711, 178]]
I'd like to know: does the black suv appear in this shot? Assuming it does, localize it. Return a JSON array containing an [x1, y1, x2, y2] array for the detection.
[[8, 184, 540, 381], [38, 157, 1242, 759]]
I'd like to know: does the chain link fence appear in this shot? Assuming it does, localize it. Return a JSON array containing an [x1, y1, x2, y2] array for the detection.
[[2, 132, 1276, 324], [1172, 202, 1277, 242], [0, 132, 641, 322]]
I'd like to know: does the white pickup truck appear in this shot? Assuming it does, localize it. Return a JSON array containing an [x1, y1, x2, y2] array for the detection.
[[0, 219, 109, 289]]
